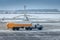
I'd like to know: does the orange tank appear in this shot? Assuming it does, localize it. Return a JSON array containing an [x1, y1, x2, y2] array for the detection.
[[7, 22, 32, 29]]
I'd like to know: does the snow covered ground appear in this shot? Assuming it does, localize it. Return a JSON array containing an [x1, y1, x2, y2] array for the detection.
[[0, 14, 60, 40], [0, 30, 60, 40], [0, 14, 60, 18]]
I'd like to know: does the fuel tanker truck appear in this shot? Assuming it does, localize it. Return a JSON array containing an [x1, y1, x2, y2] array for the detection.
[[7, 21, 43, 30]]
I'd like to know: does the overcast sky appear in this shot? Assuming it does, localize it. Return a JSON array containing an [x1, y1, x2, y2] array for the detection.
[[0, 0, 60, 10]]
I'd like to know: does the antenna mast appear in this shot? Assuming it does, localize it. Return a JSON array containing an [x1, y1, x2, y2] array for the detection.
[[24, 5, 29, 21]]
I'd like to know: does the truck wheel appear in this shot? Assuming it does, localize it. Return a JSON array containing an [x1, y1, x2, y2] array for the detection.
[[29, 27, 32, 30], [38, 27, 43, 30], [16, 27, 19, 30], [25, 27, 29, 30], [12, 27, 19, 31], [25, 28, 28, 30], [12, 27, 16, 30], [25, 27, 32, 30]]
